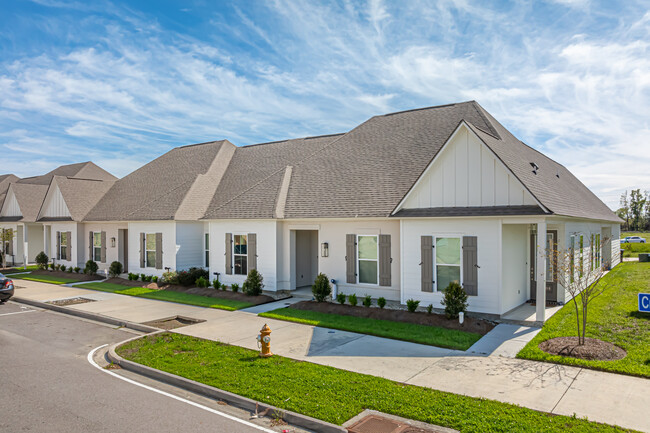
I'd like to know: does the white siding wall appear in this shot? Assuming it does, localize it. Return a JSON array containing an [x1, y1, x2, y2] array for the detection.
[[209, 220, 277, 289], [0, 190, 21, 217], [25, 223, 44, 263], [41, 184, 71, 218], [127, 221, 176, 277], [82, 222, 128, 273], [176, 222, 206, 271], [401, 218, 501, 314], [49, 222, 81, 268], [401, 126, 537, 209], [501, 224, 528, 314]]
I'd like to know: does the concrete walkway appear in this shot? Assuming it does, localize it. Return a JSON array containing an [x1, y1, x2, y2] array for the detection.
[[11, 279, 650, 433]]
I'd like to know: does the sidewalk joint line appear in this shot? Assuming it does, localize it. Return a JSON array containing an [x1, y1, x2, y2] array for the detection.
[[551, 367, 583, 414]]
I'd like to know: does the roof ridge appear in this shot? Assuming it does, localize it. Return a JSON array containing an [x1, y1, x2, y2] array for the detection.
[[178, 139, 227, 149], [470, 101, 501, 139], [242, 133, 345, 148], [382, 100, 476, 117]]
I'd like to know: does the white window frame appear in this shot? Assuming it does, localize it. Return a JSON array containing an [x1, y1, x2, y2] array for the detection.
[[569, 234, 576, 283], [204, 233, 210, 268], [233, 233, 248, 276], [434, 235, 463, 292], [59, 232, 68, 261], [578, 233, 584, 278], [356, 234, 379, 286], [93, 232, 102, 262], [145, 233, 156, 269]]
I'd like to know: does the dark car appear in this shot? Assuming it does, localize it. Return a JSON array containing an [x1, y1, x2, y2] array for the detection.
[[0, 273, 14, 303]]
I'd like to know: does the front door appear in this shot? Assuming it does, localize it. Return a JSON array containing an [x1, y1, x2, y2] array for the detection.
[[530, 230, 558, 303]]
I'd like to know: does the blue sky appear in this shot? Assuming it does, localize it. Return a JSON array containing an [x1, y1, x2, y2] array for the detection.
[[1, 0, 649, 209]]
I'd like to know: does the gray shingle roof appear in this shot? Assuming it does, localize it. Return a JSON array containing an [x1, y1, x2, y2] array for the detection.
[[393, 205, 547, 218], [47, 176, 116, 221], [85, 141, 229, 221], [3, 183, 49, 222], [17, 162, 116, 185]]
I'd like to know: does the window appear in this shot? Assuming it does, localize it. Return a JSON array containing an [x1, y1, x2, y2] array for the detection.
[[60, 232, 68, 261], [234, 234, 247, 275], [204, 233, 210, 268], [357, 235, 378, 284], [93, 232, 102, 262], [569, 235, 575, 283], [546, 233, 554, 281], [595, 233, 601, 269], [579, 234, 584, 277], [145, 233, 156, 268], [436, 237, 461, 291]]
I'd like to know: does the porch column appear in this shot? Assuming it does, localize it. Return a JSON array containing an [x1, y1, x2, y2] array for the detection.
[[536, 221, 547, 322], [23, 224, 29, 269]]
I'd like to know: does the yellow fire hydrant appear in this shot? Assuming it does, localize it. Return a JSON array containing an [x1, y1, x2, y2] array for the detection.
[[257, 323, 273, 358]]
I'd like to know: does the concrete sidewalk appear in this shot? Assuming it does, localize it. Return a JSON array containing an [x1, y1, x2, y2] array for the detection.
[[12, 279, 650, 433]]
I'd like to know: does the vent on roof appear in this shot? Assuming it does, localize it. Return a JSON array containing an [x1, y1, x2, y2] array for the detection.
[[530, 162, 539, 175], [556, 171, 560, 178]]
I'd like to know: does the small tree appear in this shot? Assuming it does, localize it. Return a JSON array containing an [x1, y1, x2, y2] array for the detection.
[[36, 251, 49, 270], [549, 234, 611, 345], [109, 261, 123, 278], [0, 228, 15, 269], [84, 260, 99, 275], [243, 269, 264, 296], [311, 273, 332, 302], [440, 281, 469, 319]]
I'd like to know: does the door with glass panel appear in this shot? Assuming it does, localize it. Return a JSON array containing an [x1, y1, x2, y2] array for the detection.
[[545, 230, 558, 302]]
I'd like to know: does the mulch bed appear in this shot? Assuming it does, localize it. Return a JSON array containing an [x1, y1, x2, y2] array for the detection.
[[105, 277, 275, 306], [142, 316, 205, 330], [30, 269, 105, 282], [48, 297, 95, 306], [290, 301, 495, 335], [539, 337, 627, 361]]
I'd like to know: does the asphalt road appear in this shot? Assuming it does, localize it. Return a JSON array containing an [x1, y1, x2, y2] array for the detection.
[[0, 301, 306, 433]]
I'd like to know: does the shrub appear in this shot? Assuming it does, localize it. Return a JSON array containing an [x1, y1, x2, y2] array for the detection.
[[140, 273, 146, 282], [60, 265, 66, 272], [152, 276, 158, 283], [36, 252, 49, 270], [406, 299, 420, 313], [195, 276, 209, 288], [127, 272, 137, 281], [212, 279, 220, 290], [377, 297, 386, 309], [221, 283, 227, 291], [49, 263, 55, 271], [336, 292, 346, 305], [74, 267, 80, 273], [161, 271, 179, 285], [231, 283, 240, 293], [440, 281, 468, 319], [348, 293, 358, 306], [67, 267, 73, 273], [55, 264, 61, 271], [311, 273, 332, 302], [84, 260, 98, 275], [177, 267, 209, 286], [109, 261, 123, 278], [427, 304, 433, 314], [363, 294, 372, 307], [243, 269, 264, 296]]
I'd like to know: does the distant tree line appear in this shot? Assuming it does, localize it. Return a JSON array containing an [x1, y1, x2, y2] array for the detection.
[[618, 189, 650, 231]]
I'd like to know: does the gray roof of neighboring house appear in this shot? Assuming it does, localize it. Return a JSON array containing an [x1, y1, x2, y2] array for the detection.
[[84, 141, 229, 221], [17, 162, 116, 185], [44, 176, 116, 221], [0, 174, 19, 209], [1, 183, 49, 222]]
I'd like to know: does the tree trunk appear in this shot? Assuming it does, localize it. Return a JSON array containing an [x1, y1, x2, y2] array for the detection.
[[573, 298, 581, 344]]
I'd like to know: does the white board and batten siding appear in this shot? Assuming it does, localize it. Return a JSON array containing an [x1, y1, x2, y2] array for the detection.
[[400, 126, 537, 210], [209, 220, 278, 290], [401, 218, 501, 314], [175, 222, 207, 271], [0, 189, 21, 217], [40, 184, 71, 218], [127, 221, 176, 277]]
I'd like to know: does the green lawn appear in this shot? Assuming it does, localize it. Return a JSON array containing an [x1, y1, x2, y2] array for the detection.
[[11, 273, 81, 284], [2, 265, 40, 274], [620, 232, 650, 258], [74, 282, 253, 311], [517, 262, 650, 377], [621, 231, 650, 241], [260, 307, 481, 350], [117, 333, 634, 432]]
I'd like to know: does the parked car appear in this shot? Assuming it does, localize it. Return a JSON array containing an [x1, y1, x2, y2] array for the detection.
[[621, 236, 646, 243], [0, 273, 14, 303]]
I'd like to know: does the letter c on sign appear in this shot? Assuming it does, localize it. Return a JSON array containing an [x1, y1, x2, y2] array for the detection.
[[643, 295, 650, 310]]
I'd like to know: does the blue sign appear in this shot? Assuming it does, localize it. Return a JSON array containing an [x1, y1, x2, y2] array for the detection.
[[640, 293, 650, 313]]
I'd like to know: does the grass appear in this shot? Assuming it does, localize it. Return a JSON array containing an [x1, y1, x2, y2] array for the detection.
[[11, 273, 81, 284], [74, 282, 253, 311], [620, 232, 650, 258], [621, 231, 650, 241], [517, 262, 650, 378], [260, 307, 481, 350], [117, 332, 635, 432], [2, 265, 40, 274]]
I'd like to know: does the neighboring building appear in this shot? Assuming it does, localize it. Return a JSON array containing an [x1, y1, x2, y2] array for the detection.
[[1, 101, 622, 321]]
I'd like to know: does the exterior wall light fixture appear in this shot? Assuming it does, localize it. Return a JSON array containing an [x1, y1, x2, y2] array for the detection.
[[321, 242, 329, 258]]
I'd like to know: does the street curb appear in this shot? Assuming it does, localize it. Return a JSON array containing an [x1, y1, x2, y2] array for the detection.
[[107, 334, 347, 433], [12, 296, 160, 334]]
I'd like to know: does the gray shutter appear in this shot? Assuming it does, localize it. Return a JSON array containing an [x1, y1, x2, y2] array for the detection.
[[139, 233, 145, 268], [89, 231, 93, 261], [155, 232, 163, 270], [66, 231, 72, 260], [421, 236, 433, 292], [225, 233, 232, 275], [346, 234, 357, 284], [56, 231, 60, 260], [100, 231, 107, 263], [248, 233, 257, 271], [378, 234, 391, 286], [463, 236, 478, 296]]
